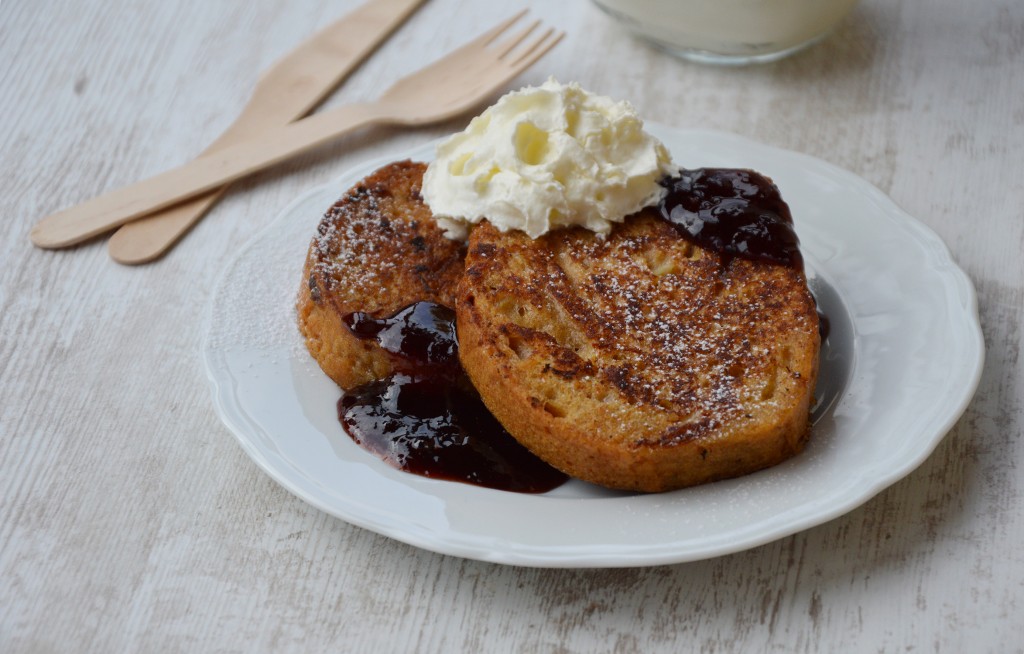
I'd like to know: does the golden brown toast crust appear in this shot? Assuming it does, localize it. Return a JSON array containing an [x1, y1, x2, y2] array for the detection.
[[297, 161, 465, 389], [456, 213, 820, 492]]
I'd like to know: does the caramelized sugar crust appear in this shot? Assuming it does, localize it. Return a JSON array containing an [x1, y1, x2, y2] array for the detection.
[[297, 161, 465, 389], [456, 213, 820, 492]]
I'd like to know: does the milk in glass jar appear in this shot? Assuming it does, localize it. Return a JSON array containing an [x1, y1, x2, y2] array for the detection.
[[593, 0, 858, 64]]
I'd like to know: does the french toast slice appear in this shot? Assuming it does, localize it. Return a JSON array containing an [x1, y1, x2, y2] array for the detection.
[[297, 161, 465, 389], [456, 213, 820, 492]]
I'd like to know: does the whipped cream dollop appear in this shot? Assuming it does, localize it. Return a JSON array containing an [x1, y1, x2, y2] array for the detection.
[[421, 78, 676, 240]]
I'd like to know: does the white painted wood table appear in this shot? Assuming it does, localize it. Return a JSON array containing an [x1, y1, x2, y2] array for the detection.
[[2, 0, 1021, 651]]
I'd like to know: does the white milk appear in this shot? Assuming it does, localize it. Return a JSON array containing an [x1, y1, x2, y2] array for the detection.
[[593, 0, 858, 63]]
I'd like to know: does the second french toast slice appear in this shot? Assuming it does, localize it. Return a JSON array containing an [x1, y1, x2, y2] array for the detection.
[[297, 161, 465, 390]]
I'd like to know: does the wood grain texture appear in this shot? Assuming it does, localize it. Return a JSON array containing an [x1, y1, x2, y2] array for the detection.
[[1, 0, 1022, 652]]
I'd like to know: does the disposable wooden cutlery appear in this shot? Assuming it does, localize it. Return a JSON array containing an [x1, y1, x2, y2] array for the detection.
[[104, 0, 426, 264], [31, 12, 563, 253]]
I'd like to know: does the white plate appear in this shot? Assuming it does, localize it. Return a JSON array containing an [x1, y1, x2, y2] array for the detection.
[[201, 125, 984, 567]]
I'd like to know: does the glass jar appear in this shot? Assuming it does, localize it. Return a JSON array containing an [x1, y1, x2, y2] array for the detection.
[[593, 0, 859, 65]]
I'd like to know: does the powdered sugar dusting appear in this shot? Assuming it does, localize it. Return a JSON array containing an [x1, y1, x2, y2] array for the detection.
[[308, 190, 406, 302], [467, 213, 819, 445]]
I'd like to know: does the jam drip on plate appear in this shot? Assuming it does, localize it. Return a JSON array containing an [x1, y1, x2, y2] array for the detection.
[[659, 168, 803, 271], [340, 302, 569, 493]]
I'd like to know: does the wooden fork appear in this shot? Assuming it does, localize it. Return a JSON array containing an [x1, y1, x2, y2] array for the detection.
[[30, 12, 564, 250]]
